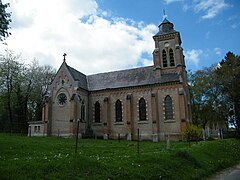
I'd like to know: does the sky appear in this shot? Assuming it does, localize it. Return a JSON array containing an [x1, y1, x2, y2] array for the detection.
[[1, 0, 240, 74]]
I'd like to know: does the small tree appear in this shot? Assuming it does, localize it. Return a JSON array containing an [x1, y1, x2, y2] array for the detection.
[[182, 124, 201, 146], [0, 51, 55, 133], [0, 1, 11, 41], [216, 52, 240, 137]]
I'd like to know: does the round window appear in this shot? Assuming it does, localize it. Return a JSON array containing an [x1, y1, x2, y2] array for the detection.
[[57, 93, 67, 106]]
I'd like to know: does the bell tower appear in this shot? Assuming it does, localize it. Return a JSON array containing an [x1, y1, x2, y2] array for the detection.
[[152, 17, 191, 126], [152, 18, 186, 75]]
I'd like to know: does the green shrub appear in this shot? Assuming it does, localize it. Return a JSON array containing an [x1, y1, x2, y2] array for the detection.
[[175, 149, 201, 168], [182, 124, 201, 142], [207, 137, 215, 141]]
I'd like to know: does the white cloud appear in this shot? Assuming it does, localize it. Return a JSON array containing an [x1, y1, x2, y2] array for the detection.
[[182, 4, 190, 12], [228, 15, 240, 29], [184, 49, 203, 66], [205, 31, 210, 39], [194, 0, 230, 19], [214, 48, 221, 55], [0, 0, 157, 75], [142, 59, 153, 67], [165, 0, 231, 20], [231, 24, 238, 29], [163, 0, 183, 4]]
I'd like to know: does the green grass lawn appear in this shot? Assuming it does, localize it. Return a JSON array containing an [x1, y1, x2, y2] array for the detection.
[[0, 134, 240, 180]]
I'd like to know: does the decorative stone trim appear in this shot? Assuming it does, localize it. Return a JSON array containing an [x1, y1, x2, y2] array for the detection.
[[89, 81, 181, 94], [178, 88, 184, 95], [155, 32, 180, 41], [126, 94, 132, 100], [104, 97, 109, 102]]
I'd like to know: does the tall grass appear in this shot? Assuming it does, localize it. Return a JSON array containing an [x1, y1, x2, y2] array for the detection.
[[0, 134, 240, 179]]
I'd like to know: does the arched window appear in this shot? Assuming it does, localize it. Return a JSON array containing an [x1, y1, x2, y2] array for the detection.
[[94, 101, 100, 123], [81, 102, 85, 122], [139, 98, 147, 121], [115, 100, 122, 122], [169, 49, 175, 66], [164, 95, 173, 120], [162, 50, 167, 67]]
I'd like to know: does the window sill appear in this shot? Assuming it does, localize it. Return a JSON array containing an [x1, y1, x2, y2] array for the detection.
[[92, 123, 102, 126], [138, 121, 148, 124], [164, 120, 175, 123], [114, 122, 124, 125]]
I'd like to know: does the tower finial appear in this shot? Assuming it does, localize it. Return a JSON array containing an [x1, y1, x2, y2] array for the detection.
[[63, 53, 67, 63], [163, 9, 167, 20]]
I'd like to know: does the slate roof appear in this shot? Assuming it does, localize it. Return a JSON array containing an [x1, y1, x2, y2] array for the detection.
[[87, 66, 180, 91], [66, 65, 88, 90], [67, 64, 180, 91]]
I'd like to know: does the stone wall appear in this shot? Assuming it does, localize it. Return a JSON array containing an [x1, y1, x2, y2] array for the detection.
[[89, 82, 189, 141]]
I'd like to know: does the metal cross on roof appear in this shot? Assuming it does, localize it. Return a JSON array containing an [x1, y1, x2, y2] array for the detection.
[[63, 53, 67, 62]]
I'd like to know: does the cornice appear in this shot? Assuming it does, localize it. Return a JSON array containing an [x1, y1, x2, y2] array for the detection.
[[89, 81, 181, 94]]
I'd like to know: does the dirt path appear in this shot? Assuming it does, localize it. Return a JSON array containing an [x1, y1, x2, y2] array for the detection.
[[209, 164, 240, 180]]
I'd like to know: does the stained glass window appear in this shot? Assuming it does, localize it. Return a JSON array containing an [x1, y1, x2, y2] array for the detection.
[[94, 101, 100, 123], [115, 100, 122, 122], [139, 98, 147, 121], [81, 102, 85, 121], [164, 95, 173, 120], [57, 93, 67, 106]]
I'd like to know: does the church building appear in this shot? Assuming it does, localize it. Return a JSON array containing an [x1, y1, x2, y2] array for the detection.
[[28, 18, 191, 141]]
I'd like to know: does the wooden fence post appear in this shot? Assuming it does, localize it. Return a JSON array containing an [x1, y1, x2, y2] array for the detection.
[[137, 128, 140, 154], [75, 120, 80, 153]]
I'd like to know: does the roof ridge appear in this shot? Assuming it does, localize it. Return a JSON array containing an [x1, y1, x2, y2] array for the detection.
[[87, 65, 154, 77]]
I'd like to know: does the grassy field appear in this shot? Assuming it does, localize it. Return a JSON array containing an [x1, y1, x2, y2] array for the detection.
[[0, 134, 240, 180]]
